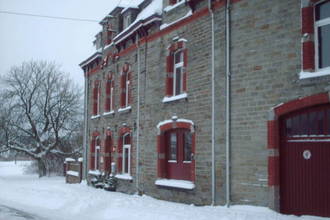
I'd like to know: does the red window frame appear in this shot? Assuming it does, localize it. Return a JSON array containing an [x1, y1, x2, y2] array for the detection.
[[92, 81, 100, 115], [120, 63, 131, 108], [105, 73, 114, 112], [166, 41, 188, 97]]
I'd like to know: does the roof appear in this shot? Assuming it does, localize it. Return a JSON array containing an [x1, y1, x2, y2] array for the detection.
[[79, 52, 102, 68], [113, 0, 163, 44]]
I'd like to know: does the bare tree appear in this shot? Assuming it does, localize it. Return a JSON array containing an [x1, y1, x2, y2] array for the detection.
[[0, 61, 83, 177]]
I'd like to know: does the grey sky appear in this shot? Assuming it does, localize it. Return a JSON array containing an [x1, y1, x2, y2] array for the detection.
[[0, 0, 122, 86]]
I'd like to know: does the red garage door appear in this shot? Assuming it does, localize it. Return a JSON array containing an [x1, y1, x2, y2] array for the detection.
[[280, 104, 330, 217]]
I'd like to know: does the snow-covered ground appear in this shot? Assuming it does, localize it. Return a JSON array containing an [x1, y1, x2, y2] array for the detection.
[[0, 161, 327, 220]]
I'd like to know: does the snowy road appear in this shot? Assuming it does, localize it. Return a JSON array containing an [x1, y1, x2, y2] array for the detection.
[[0, 161, 328, 220], [0, 204, 43, 220]]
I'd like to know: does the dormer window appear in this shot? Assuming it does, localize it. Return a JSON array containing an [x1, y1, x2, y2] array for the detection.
[[124, 15, 131, 29], [169, 0, 184, 5]]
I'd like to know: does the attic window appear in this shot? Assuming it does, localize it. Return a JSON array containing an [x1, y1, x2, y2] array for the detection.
[[124, 15, 131, 29], [169, 0, 184, 5]]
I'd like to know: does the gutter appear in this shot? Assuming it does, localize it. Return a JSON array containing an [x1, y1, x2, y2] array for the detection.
[[82, 71, 89, 180], [208, 0, 216, 206], [225, 0, 231, 207], [136, 35, 141, 193]]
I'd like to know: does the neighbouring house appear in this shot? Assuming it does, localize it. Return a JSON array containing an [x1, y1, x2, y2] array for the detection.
[[79, 0, 330, 217]]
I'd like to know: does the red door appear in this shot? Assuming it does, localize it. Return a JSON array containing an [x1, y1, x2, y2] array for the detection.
[[165, 129, 192, 181], [280, 104, 330, 217]]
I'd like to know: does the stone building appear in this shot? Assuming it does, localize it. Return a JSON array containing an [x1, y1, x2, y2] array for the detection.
[[80, 0, 330, 217]]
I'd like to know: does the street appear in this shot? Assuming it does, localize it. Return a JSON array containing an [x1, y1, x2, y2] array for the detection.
[[0, 204, 43, 220]]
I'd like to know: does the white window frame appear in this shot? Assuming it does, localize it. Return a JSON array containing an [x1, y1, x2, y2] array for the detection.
[[314, 0, 330, 71], [124, 15, 131, 29], [122, 133, 131, 175], [173, 49, 184, 96]]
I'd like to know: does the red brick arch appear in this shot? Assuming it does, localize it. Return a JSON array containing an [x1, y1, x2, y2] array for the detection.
[[267, 92, 330, 210]]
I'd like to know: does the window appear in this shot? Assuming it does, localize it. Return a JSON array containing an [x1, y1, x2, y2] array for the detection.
[[173, 50, 184, 96], [315, 1, 330, 70], [165, 129, 192, 180], [120, 64, 131, 109], [301, 0, 330, 77], [123, 15, 131, 29], [90, 133, 100, 170], [157, 118, 195, 182], [165, 40, 188, 100], [104, 133, 112, 172], [92, 81, 100, 116], [105, 74, 114, 113], [120, 132, 131, 175]]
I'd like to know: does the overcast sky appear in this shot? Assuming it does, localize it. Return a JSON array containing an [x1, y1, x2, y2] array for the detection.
[[0, 0, 123, 87]]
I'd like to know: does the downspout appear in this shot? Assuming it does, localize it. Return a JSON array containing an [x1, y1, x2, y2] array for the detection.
[[135, 35, 141, 193], [208, 0, 216, 206], [225, 0, 231, 207], [83, 71, 89, 180]]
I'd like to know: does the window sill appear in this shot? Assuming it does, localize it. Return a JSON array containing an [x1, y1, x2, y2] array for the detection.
[[115, 174, 133, 181], [164, 0, 186, 13], [88, 170, 101, 176], [155, 179, 195, 190], [162, 93, 188, 103], [91, 114, 101, 120], [299, 68, 330, 79], [103, 111, 115, 116], [118, 106, 131, 113]]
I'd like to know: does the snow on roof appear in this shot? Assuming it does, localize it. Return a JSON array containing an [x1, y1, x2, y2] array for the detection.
[[113, 0, 163, 44], [118, 0, 145, 8], [79, 52, 102, 68], [120, 0, 144, 14]]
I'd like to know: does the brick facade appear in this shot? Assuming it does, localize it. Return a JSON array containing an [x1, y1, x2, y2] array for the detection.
[[80, 0, 330, 216]]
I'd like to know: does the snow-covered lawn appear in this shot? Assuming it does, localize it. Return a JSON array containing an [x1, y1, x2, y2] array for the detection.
[[0, 161, 327, 220]]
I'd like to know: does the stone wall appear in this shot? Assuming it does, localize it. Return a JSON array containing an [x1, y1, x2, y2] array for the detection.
[[83, 0, 330, 209]]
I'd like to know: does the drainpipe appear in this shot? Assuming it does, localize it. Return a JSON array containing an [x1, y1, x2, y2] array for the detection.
[[225, 0, 231, 208], [135, 35, 141, 193], [208, 0, 216, 206], [83, 71, 89, 180]]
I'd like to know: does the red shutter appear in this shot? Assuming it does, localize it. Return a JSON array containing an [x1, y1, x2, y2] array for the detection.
[[157, 135, 166, 178], [301, 6, 314, 34], [93, 87, 98, 115], [117, 137, 123, 173], [111, 80, 115, 110], [169, 0, 176, 5], [183, 49, 188, 92], [303, 41, 315, 71], [90, 139, 96, 170], [106, 80, 111, 95], [120, 74, 125, 107], [166, 55, 174, 96]]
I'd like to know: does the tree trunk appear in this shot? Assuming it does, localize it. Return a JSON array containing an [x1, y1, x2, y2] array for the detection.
[[38, 159, 47, 178]]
